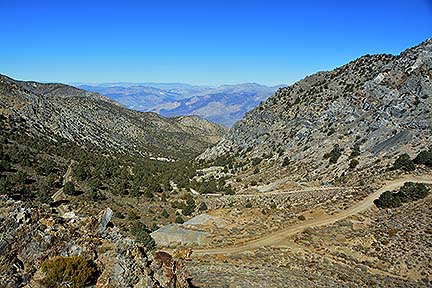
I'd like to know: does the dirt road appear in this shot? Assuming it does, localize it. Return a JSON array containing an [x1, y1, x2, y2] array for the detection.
[[194, 174, 432, 255], [51, 160, 74, 201]]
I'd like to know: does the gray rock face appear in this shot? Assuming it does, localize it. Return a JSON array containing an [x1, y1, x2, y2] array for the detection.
[[183, 213, 229, 229], [200, 38, 432, 181], [151, 224, 209, 246], [99, 207, 113, 234]]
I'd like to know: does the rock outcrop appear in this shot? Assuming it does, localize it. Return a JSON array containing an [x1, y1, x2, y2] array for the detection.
[[0, 197, 192, 287], [200, 38, 432, 182]]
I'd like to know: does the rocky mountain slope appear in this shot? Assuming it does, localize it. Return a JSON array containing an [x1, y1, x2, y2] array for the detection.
[[200, 38, 432, 183], [0, 201, 192, 287], [78, 83, 282, 127], [0, 74, 227, 158], [0, 107, 202, 287]]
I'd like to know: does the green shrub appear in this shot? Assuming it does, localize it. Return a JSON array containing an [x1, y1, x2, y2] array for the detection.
[[175, 215, 184, 224], [0, 160, 11, 172], [128, 211, 140, 221], [171, 200, 185, 209], [198, 202, 208, 211], [63, 181, 76, 195], [129, 221, 155, 250], [224, 186, 235, 195], [135, 229, 156, 250], [36, 159, 56, 176], [349, 159, 359, 169], [329, 144, 342, 164], [182, 198, 196, 216], [374, 191, 401, 208], [392, 154, 415, 171], [282, 157, 290, 167], [161, 209, 169, 218], [252, 158, 262, 166], [113, 210, 125, 219], [40, 255, 97, 288], [398, 182, 429, 201], [414, 148, 432, 166], [350, 144, 361, 158], [374, 182, 429, 208]]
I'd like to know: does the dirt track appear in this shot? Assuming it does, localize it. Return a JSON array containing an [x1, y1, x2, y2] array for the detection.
[[194, 174, 432, 255], [51, 160, 74, 202]]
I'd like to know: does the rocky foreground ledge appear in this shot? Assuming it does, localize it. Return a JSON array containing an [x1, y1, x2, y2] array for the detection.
[[0, 197, 192, 288]]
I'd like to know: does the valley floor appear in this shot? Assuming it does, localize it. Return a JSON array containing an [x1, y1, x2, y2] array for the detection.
[[184, 175, 432, 287]]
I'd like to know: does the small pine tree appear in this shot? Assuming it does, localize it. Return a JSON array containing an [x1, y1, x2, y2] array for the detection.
[[161, 209, 169, 218], [63, 181, 76, 196], [175, 215, 184, 224], [329, 144, 342, 164], [198, 202, 208, 211], [349, 159, 359, 169], [182, 198, 196, 216], [414, 148, 432, 166]]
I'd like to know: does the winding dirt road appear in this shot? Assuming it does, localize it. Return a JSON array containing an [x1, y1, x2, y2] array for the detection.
[[194, 174, 432, 255]]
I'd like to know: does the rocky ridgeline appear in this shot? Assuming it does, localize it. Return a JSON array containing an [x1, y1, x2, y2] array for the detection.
[[0, 75, 227, 158], [200, 38, 432, 182], [0, 197, 192, 287]]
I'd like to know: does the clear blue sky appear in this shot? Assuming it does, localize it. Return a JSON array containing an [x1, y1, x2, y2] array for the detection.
[[1, 0, 431, 86]]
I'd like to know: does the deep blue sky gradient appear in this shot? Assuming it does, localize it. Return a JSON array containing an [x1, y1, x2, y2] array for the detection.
[[1, 0, 431, 85]]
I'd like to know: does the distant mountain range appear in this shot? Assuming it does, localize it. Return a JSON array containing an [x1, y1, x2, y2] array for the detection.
[[75, 83, 284, 127]]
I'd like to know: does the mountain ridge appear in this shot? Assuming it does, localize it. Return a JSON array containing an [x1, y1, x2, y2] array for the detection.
[[199, 38, 432, 184], [0, 74, 228, 158]]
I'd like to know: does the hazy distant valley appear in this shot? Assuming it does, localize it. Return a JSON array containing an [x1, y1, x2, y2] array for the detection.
[[1, 38, 432, 288], [77, 82, 282, 127]]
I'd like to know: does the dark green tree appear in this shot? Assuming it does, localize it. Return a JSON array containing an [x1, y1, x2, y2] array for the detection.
[[175, 215, 184, 224], [161, 209, 169, 218], [392, 154, 415, 171], [282, 157, 290, 167], [182, 198, 196, 216], [63, 181, 76, 196], [414, 149, 432, 166], [329, 144, 342, 164]]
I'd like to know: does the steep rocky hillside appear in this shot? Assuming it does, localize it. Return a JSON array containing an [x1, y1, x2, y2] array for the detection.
[[200, 38, 432, 183], [0, 200, 192, 287], [0, 113, 202, 287], [0, 74, 227, 158]]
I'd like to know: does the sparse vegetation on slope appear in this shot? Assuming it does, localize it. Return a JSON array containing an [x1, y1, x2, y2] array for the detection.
[[199, 39, 432, 186], [374, 182, 429, 208], [0, 74, 227, 159]]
